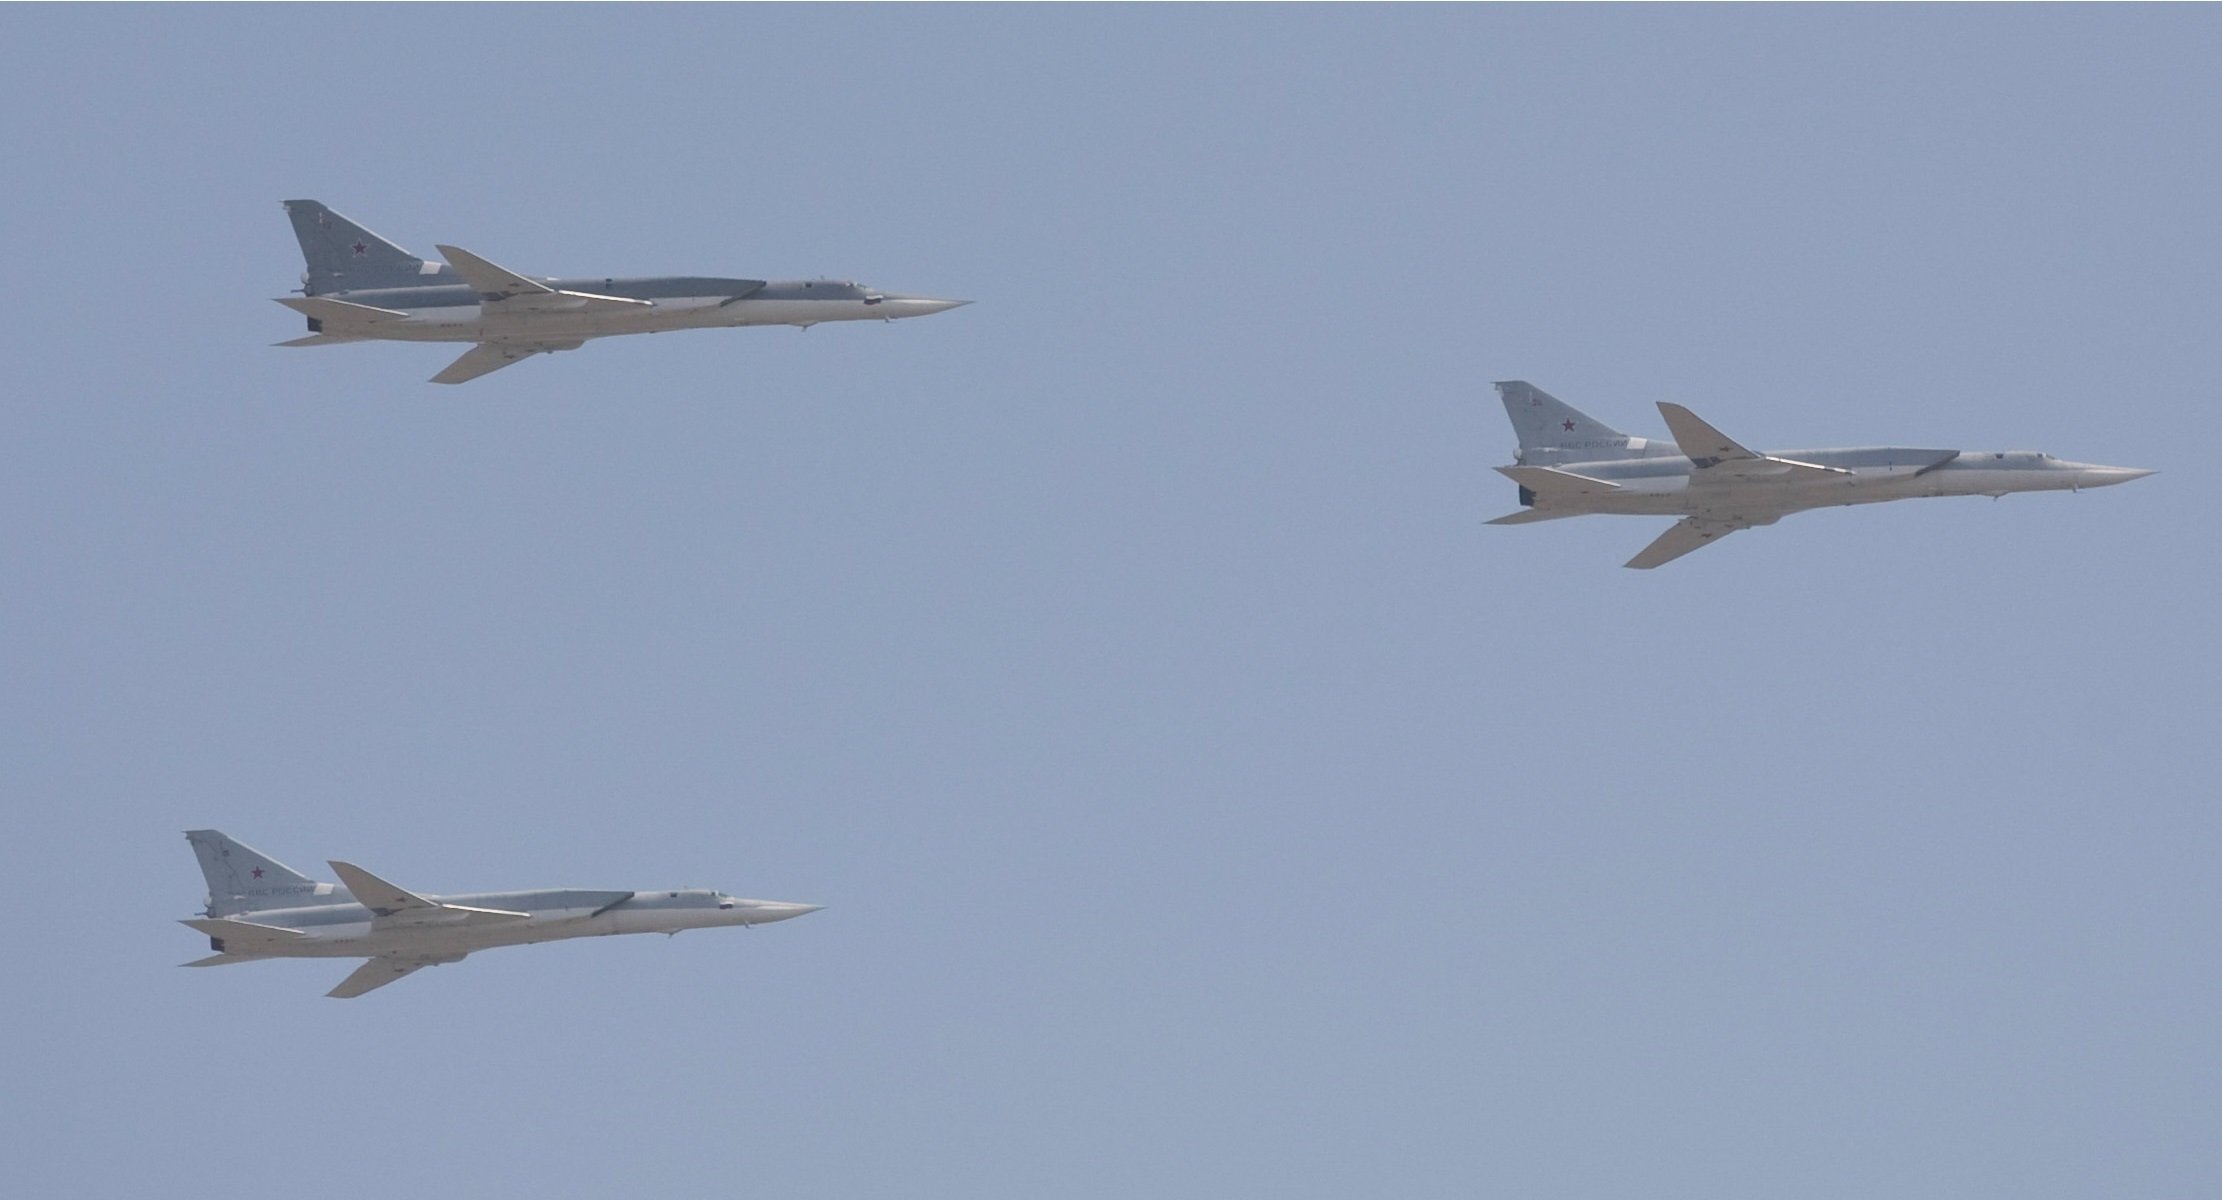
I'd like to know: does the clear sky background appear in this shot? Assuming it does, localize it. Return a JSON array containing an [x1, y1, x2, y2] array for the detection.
[[4, 7, 2216, 1198]]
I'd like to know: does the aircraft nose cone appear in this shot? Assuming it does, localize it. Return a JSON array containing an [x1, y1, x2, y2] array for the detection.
[[2086, 466, 2156, 487], [878, 295, 970, 318], [747, 901, 823, 924]]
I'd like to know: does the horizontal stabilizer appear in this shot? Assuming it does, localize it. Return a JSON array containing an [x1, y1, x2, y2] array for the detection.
[[181, 952, 262, 968], [273, 333, 362, 348], [1496, 465, 1621, 497], [275, 296, 409, 323], [435, 243, 553, 300], [1485, 508, 1584, 526], [180, 917, 306, 954]]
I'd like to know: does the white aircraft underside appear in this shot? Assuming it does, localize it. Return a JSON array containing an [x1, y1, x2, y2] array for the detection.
[[1489, 383, 2152, 568]]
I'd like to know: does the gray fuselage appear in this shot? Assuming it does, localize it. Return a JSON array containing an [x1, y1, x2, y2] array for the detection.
[[311, 274, 964, 343], [210, 885, 817, 960], [1519, 443, 2149, 522]]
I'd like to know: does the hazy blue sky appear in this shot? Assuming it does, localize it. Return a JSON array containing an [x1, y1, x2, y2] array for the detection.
[[4, 7, 2217, 1198]]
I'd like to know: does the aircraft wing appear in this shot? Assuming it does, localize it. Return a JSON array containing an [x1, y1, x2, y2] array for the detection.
[[1658, 403, 1852, 481], [435, 243, 554, 300], [1657, 402, 1758, 466], [430, 340, 583, 385], [1625, 517, 1749, 569], [329, 859, 529, 928], [326, 952, 464, 1000], [328, 860, 439, 916], [436, 243, 650, 316]]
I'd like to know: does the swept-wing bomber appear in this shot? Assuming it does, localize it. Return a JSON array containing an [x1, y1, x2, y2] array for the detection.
[[274, 200, 967, 383], [180, 831, 820, 998], [1489, 381, 2152, 568]]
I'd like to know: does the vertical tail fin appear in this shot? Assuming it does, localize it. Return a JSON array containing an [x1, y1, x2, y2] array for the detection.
[[282, 200, 431, 295], [184, 831, 325, 916], [1495, 381, 1645, 461]]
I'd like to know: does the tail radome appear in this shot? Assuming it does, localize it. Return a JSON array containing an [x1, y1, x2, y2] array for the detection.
[[282, 200, 439, 295], [1495, 381, 1645, 461], [184, 831, 327, 916]]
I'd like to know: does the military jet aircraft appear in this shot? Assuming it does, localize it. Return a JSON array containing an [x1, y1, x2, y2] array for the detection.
[[180, 830, 821, 998], [274, 200, 968, 383], [1489, 381, 2152, 568]]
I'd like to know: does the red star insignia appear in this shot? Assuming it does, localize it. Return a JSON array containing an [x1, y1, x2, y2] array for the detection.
[[352, 241, 368, 256], [251, 867, 264, 879], [1561, 419, 1576, 432]]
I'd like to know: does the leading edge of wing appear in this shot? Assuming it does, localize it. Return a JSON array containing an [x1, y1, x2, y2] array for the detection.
[[434, 243, 553, 300], [327, 859, 528, 927], [327, 956, 436, 999], [429, 340, 580, 385], [1624, 517, 1746, 569], [1656, 403, 1852, 480], [1656, 402, 1759, 466], [327, 860, 438, 916]]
